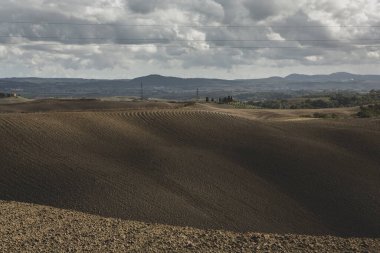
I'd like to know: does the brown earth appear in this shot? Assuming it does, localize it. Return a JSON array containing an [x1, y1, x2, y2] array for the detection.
[[196, 103, 359, 120], [1, 201, 379, 252], [0, 100, 379, 241], [0, 98, 183, 113]]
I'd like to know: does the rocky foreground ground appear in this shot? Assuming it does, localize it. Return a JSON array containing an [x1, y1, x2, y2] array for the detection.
[[0, 201, 379, 252]]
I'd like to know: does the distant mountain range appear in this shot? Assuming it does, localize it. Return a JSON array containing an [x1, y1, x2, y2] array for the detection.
[[1, 72, 379, 100], [284, 72, 380, 82]]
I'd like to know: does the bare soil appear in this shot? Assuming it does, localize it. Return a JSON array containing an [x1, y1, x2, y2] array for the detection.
[[0, 99, 379, 250], [1, 201, 379, 252]]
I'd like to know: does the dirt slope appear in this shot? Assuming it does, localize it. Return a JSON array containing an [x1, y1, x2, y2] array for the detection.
[[0, 99, 182, 113], [1, 201, 379, 253], [0, 104, 379, 237]]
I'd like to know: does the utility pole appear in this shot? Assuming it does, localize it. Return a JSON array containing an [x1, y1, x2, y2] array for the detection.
[[140, 81, 143, 100]]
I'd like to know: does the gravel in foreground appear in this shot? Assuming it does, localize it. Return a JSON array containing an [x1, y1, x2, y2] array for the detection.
[[0, 201, 379, 252]]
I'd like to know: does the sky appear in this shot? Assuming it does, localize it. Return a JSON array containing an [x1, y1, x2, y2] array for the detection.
[[0, 0, 379, 79]]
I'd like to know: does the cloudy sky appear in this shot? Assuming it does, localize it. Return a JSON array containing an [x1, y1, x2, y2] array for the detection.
[[0, 0, 379, 79]]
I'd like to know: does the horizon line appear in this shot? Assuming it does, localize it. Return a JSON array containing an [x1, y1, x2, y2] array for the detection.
[[0, 71, 379, 81]]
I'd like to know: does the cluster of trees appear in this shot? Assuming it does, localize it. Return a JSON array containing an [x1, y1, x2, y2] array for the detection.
[[205, 96, 234, 104], [218, 96, 234, 104], [0, 92, 17, 98], [357, 104, 380, 118], [248, 90, 380, 109]]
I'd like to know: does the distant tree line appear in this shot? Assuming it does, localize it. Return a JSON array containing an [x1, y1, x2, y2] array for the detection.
[[247, 90, 380, 109]]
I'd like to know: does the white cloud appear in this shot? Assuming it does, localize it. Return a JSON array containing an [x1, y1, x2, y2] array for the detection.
[[305, 55, 323, 62], [0, 0, 379, 78]]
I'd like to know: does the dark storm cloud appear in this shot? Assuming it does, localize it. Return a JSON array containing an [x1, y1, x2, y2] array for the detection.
[[127, 0, 159, 14], [0, 0, 379, 78], [244, 0, 288, 21]]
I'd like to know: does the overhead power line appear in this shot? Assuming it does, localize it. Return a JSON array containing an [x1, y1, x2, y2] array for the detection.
[[1, 22, 379, 50], [1, 35, 380, 42], [0, 21, 379, 28], [2, 42, 380, 49]]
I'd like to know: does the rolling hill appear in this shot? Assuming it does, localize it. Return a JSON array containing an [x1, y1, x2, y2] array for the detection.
[[1, 72, 380, 99], [0, 101, 379, 237]]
